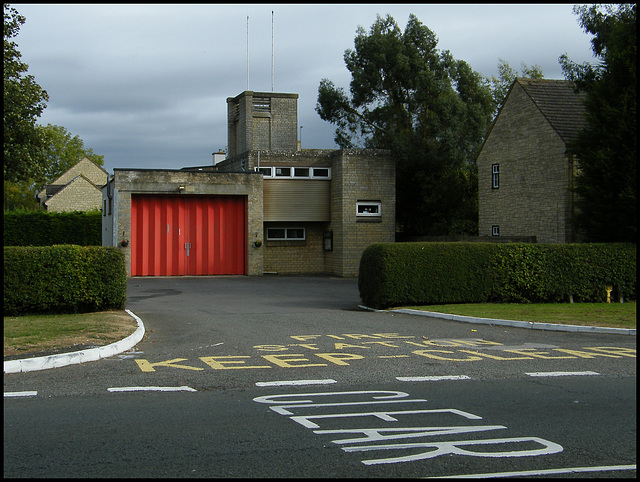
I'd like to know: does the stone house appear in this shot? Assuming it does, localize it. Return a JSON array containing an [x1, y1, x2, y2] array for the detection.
[[37, 157, 108, 212], [477, 78, 587, 243], [102, 91, 395, 277]]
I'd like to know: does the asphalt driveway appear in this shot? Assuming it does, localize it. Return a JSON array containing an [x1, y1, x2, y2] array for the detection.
[[126, 275, 362, 314]]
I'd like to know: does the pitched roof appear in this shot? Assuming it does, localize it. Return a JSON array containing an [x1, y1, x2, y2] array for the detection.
[[516, 78, 588, 145]]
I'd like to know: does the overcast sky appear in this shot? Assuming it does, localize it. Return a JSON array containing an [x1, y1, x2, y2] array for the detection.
[[12, 3, 596, 175]]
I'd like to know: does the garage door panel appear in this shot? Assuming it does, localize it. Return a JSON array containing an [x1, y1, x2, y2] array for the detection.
[[131, 195, 246, 276]]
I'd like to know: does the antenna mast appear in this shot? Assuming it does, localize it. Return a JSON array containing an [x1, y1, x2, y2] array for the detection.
[[246, 15, 249, 90], [271, 11, 274, 92]]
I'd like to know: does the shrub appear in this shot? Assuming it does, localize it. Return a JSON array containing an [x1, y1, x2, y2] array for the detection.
[[358, 242, 636, 309], [358, 242, 500, 309], [490, 243, 636, 303], [4, 245, 127, 315], [3, 210, 102, 246]]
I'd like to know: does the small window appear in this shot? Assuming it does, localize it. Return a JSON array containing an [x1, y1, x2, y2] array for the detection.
[[255, 167, 272, 176], [275, 167, 291, 177], [492, 164, 500, 189], [356, 201, 382, 217], [266, 227, 306, 241], [294, 167, 310, 178], [103, 199, 107, 216], [492, 225, 500, 236], [312, 167, 330, 179]]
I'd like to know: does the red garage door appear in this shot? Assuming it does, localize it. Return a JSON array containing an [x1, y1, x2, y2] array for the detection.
[[131, 195, 247, 276]]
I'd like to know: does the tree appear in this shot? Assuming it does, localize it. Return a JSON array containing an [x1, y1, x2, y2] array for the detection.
[[316, 14, 496, 235], [4, 125, 105, 211], [35, 124, 104, 190], [4, 179, 40, 211], [3, 4, 49, 183], [560, 4, 636, 242], [490, 58, 544, 111]]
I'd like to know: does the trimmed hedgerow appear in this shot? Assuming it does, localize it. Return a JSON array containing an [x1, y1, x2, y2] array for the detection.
[[358, 242, 636, 310], [4, 245, 127, 316], [358, 242, 500, 310], [3, 210, 102, 246]]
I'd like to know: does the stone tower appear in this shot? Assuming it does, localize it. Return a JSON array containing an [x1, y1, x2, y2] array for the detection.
[[226, 91, 299, 158]]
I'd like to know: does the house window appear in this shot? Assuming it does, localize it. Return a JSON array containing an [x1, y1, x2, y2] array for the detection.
[[294, 167, 310, 177], [492, 164, 500, 189], [356, 201, 382, 217], [266, 227, 306, 241], [492, 225, 500, 236], [255, 167, 272, 176]]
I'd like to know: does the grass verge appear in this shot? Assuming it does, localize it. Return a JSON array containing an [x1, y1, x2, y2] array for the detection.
[[4, 310, 138, 358], [399, 302, 636, 329]]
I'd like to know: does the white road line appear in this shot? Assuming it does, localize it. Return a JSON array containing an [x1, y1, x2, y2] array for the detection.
[[396, 376, 471, 382], [525, 371, 600, 377], [4, 391, 38, 398], [255, 379, 337, 387], [429, 464, 636, 478], [107, 386, 197, 392]]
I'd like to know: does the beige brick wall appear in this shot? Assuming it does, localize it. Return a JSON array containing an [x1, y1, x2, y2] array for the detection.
[[38, 157, 108, 206], [45, 176, 102, 212], [221, 148, 395, 276], [226, 92, 298, 157], [54, 157, 108, 186], [327, 149, 396, 277], [477, 83, 574, 243], [263, 223, 326, 274]]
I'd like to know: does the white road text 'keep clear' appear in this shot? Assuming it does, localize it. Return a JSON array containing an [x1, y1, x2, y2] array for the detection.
[[253, 390, 563, 465]]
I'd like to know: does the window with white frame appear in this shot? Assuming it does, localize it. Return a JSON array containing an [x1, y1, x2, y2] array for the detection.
[[255, 166, 331, 179], [275, 167, 292, 177], [356, 201, 382, 217], [266, 227, 306, 241], [492, 225, 500, 236], [311, 167, 330, 179], [491, 164, 500, 189], [255, 166, 272, 176], [293, 167, 310, 177]]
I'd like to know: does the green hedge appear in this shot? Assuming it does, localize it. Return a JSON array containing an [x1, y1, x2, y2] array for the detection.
[[3, 210, 102, 246], [4, 245, 127, 316], [358, 242, 636, 309]]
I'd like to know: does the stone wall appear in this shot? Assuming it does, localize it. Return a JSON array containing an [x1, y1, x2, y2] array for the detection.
[[55, 157, 108, 186], [477, 82, 574, 243], [216, 148, 396, 277], [327, 149, 396, 277], [263, 222, 326, 274], [45, 176, 102, 212], [226, 91, 299, 158]]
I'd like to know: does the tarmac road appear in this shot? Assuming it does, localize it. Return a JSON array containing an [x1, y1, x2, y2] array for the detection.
[[4, 276, 637, 478]]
